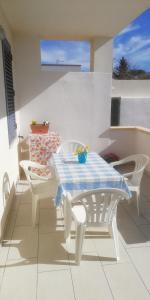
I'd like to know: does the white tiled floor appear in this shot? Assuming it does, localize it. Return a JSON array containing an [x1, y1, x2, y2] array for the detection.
[[1, 175, 150, 299]]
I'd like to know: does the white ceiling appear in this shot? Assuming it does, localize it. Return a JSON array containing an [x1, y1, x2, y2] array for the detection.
[[0, 0, 149, 39]]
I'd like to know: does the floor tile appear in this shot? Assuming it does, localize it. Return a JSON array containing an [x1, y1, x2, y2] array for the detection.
[[117, 213, 149, 248], [141, 176, 150, 200], [7, 226, 38, 261], [128, 246, 150, 293], [38, 232, 69, 272], [39, 208, 64, 233], [139, 224, 150, 240], [16, 181, 32, 204], [39, 197, 55, 209], [93, 234, 129, 265], [16, 203, 32, 226], [70, 252, 113, 300], [122, 201, 148, 226], [19, 190, 32, 204], [0, 267, 4, 289], [4, 211, 17, 240], [0, 258, 37, 300], [11, 196, 20, 211], [141, 202, 150, 223], [104, 262, 150, 300], [67, 230, 97, 256], [37, 270, 75, 300], [0, 243, 9, 286]]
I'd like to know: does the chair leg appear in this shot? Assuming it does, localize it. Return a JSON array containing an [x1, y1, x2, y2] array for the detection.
[[75, 223, 86, 265], [136, 190, 140, 216], [108, 224, 113, 237], [63, 198, 72, 242], [111, 218, 120, 261]]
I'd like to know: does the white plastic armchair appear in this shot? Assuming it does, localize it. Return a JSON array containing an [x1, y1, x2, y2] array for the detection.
[[110, 154, 149, 215], [64, 188, 128, 265], [57, 140, 85, 155], [20, 160, 55, 226]]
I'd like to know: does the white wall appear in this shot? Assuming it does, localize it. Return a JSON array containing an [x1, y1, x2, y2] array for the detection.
[[101, 128, 137, 158], [0, 8, 19, 237], [112, 80, 150, 98], [120, 98, 150, 128], [93, 38, 112, 73], [112, 80, 150, 128], [14, 34, 112, 153]]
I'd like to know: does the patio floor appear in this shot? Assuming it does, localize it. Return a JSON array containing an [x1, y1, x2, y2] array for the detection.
[[1, 174, 150, 299]]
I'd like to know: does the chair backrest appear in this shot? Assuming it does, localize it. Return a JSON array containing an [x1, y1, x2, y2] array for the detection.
[[123, 154, 149, 186], [68, 188, 128, 226], [57, 140, 85, 155]]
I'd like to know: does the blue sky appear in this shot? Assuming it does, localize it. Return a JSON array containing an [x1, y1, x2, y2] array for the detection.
[[40, 40, 90, 71], [113, 8, 150, 71]]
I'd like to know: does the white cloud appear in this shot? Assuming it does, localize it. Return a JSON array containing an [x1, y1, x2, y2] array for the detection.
[[113, 43, 126, 58], [117, 24, 141, 36], [131, 47, 150, 65], [128, 36, 150, 54], [113, 35, 150, 63]]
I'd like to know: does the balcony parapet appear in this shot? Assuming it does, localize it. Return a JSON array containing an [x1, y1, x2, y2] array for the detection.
[[110, 126, 150, 135]]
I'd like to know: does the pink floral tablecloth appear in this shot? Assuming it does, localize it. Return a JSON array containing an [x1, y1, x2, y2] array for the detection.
[[29, 132, 61, 176]]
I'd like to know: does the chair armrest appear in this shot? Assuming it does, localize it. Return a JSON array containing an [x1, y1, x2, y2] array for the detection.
[[28, 161, 47, 169], [110, 158, 128, 167], [122, 171, 135, 178], [110, 161, 120, 167]]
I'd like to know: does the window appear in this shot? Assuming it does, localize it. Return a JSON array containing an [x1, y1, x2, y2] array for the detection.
[[2, 38, 16, 145], [40, 40, 91, 72]]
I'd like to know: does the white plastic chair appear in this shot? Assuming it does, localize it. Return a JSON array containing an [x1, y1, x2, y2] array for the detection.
[[57, 140, 85, 155], [64, 188, 128, 265], [20, 160, 56, 226], [110, 154, 149, 215]]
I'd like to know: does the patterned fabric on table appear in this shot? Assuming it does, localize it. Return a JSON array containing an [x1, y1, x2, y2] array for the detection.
[[29, 132, 61, 165], [52, 152, 131, 206]]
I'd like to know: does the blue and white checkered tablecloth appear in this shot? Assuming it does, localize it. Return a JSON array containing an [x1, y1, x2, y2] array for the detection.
[[52, 152, 131, 206]]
